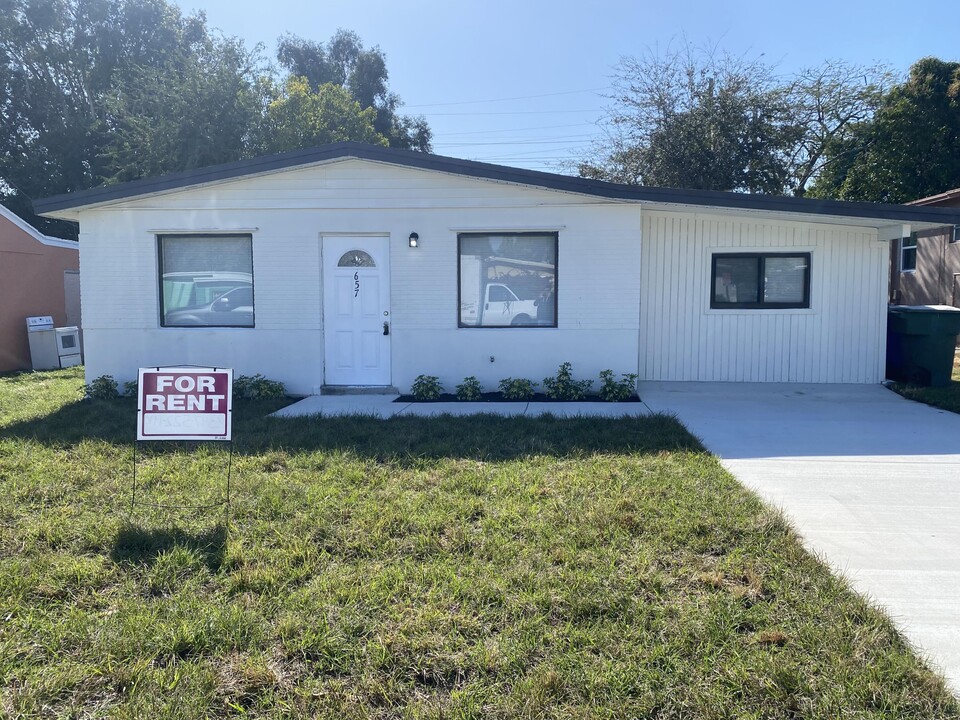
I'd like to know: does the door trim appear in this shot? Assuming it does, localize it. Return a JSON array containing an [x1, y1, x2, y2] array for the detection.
[[321, 234, 392, 386]]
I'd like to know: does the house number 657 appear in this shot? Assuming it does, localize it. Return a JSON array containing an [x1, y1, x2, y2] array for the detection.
[[354, 271, 360, 298]]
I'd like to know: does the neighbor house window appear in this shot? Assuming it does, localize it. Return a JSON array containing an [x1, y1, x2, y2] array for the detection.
[[952, 226, 959, 244], [711, 253, 811, 309], [458, 233, 557, 327], [158, 234, 254, 327], [901, 235, 917, 272]]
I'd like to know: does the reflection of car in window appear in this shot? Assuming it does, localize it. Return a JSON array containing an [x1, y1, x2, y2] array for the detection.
[[164, 285, 254, 327], [162, 271, 252, 307]]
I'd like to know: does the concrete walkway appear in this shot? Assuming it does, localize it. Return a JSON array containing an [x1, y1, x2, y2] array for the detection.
[[641, 381, 960, 690], [272, 394, 650, 418]]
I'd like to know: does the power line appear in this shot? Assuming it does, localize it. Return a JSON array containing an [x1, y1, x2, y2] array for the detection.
[[433, 136, 598, 147], [433, 122, 598, 137], [404, 87, 610, 109], [423, 109, 601, 117]]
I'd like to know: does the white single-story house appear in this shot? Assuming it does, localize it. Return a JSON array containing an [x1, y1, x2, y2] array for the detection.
[[33, 143, 960, 395]]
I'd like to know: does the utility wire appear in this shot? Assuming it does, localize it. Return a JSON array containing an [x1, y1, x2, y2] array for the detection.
[[404, 87, 610, 108], [433, 122, 597, 137]]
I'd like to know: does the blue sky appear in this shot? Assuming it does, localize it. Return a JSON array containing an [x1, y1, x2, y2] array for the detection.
[[171, 0, 958, 172]]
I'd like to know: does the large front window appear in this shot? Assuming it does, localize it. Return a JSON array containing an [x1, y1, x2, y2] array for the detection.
[[158, 234, 254, 327], [458, 233, 557, 327], [711, 253, 811, 309]]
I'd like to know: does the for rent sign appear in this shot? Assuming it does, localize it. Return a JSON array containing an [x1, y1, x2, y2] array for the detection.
[[137, 367, 232, 441]]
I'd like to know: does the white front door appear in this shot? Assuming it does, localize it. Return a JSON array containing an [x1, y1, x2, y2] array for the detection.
[[322, 236, 391, 386]]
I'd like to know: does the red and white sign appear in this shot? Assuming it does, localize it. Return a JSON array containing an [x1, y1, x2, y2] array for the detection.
[[137, 367, 232, 441]]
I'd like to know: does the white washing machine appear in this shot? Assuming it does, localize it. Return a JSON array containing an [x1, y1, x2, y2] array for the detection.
[[26, 317, 82, 369]]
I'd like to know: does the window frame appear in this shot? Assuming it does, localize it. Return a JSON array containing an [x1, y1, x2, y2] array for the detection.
[[157, 233, 256, 329], [951, 225, 959, 244], [457, 231, 559, 329], [710, 252, 812, 310], [900, 235, 918, 273]]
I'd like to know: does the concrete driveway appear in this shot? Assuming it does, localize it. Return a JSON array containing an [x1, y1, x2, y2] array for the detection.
[[641, 382, 960, 690]]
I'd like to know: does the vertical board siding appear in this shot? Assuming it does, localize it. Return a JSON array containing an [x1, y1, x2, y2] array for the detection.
[[640, 211, 886, 383]]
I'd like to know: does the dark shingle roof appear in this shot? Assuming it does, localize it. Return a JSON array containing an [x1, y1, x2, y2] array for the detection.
[[33, 142, 960, 226]]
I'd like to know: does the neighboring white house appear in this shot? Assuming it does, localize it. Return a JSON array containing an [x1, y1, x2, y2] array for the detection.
[[34, 143, 960, 395]]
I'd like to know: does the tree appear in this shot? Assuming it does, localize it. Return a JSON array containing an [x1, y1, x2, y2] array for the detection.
[[809, 58, 960, 203], [276, 31, 431, 152], [583, 43, 892, 196], [0, 0, 263, 236], [0, 4, 431, 238], [581, 44, 796, 193], [253, 77, 388, 155], [782, 61, 894, 196], [101, 16, 265, 183]]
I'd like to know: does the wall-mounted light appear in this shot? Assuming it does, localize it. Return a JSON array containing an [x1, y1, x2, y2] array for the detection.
[[408, 232, 419, 248]]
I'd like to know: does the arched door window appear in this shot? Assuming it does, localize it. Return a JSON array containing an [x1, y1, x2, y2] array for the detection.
[[338, 250, 376, 267]]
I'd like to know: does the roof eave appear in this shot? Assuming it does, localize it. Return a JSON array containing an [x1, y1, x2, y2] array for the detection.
[[32, 142, 960, 228]]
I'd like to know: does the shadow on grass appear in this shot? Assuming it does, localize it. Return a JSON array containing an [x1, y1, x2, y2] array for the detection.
[[0, 396, 701, 461], [110, 523, 227, 571]]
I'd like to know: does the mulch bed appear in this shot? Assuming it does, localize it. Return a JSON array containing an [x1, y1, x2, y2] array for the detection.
[[395, 392, 641, 403]]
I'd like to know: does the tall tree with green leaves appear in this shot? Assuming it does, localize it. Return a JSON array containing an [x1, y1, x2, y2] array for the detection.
[[809, 58, 960, 203], [1, 3, 431, 238], [253, 77, 388, 154], [0, 0, 263, 236], [101, 18, 265, 183], [276, 30, 431, 152]]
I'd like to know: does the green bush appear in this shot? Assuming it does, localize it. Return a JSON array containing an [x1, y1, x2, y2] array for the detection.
[[599, 370, 638, 402], [233, 374, 286, 400], [456, 376, 483, 401], [542, 362, 592, 401], [122, 379, 138, 397], [498, 377, 537, 401], [411, 375, 443, 401], [86, 375, 119, 399]]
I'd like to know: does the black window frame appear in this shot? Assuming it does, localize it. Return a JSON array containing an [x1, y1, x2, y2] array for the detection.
[[457, 232, 558, 329], [710, 252, 811, 310], [157, 233, 256, 328]]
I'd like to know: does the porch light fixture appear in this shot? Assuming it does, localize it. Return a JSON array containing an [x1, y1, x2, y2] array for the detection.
[[408, 232, 419, 248]]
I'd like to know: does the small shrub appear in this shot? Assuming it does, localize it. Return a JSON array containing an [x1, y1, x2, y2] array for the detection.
[[233, 374, 286, 400], [87, 375, 119, 399], [411, 374, 443, 401], [456, 376, 483, 401], [499, 377, 537, 401], [599, 370, 638, 402], [542, 362, 592, 401], [122, 379, 138, 397]]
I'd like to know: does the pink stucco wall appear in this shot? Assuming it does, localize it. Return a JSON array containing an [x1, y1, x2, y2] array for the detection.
[[0, 214, 79, 372]]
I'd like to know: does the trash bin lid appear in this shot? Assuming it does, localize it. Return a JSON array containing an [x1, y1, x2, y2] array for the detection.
[[888, 305, 960, 334], [890, 304, 960, 313]]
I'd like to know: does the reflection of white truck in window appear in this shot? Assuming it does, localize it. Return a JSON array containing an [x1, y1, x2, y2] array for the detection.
[[480, 282, 538, 326], [460, 256, 541, 326]]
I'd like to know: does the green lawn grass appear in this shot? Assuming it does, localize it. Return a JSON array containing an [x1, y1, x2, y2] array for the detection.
[[894, 351, 960, 415], [1, 368, 958, 718]]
